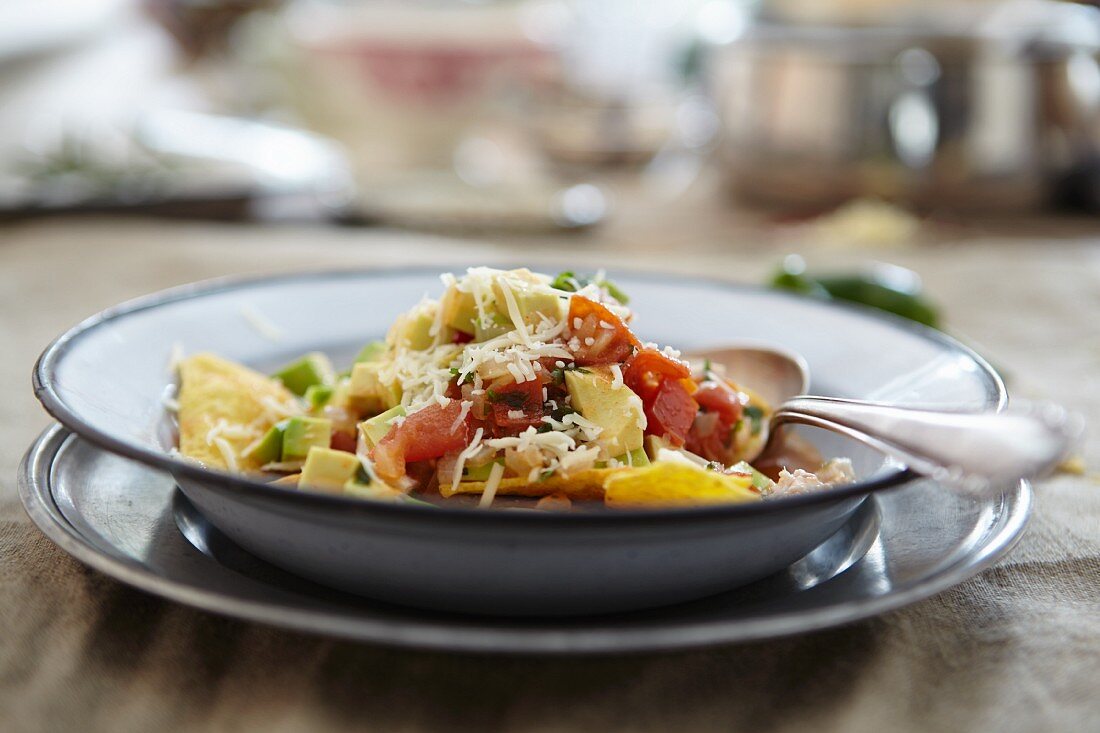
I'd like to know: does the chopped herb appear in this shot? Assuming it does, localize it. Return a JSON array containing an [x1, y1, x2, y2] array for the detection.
[[551, 362, 580, 384], [354, 464, 372, 485], [537, 422, 554, 433], [551, 271, 580, 291], [539, 468, 556, 481], [488, 389, 529, 409], [550, 270, 630, 304], [744, 406, 765, 436], [602, 280, 630, 305], [703, 358, 712, 373], [549, 404, 576, 422], [449, 367, 473, 385]]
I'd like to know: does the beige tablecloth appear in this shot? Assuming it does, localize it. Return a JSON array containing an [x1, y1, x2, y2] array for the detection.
[[2, 215, 1098, 733]]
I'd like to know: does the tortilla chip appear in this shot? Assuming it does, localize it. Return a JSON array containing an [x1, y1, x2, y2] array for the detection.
[[177, 353, 300, 471], [603, 463, 760, 508], [441, 468, 625, 500]]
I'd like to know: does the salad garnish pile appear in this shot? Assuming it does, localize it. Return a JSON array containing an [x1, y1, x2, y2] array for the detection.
[[173, 268, 852, 509]]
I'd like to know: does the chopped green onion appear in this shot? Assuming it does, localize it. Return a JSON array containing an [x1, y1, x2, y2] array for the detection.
[[744, 406, 765, 436], [550, 270, 630, 304]]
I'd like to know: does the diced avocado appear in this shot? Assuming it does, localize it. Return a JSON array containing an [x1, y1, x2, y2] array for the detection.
[[444, 289, 512, 341], [596, 447, 649, 469], [445, 274, 566, 341], [493, 278, 566, 325], [272, 352, 334, 396], [444, 289, 479, 335], [358, 405, 406, 449], [304, 384, 334, 410], [300, 447, 360, 492], [343, 478, 434, 506], [355, 340, 387, 364], [616, 446, 650, 467], [343, 461, 374, 493], [461, 458, 504, 481], [281, 416, 332, 460], [243, 421, 287, 466], [348, 361, 402, 413], [731, 461, 773, 490], [475, 311, 512, 341], [344, 479, 379, 498], [645, 434, 673, 457], [564, 366, 645, 456], [390, 309, 446, 351]]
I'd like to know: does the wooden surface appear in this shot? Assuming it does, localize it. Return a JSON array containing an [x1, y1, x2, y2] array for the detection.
[[2, 13, 1100, 731], [2, 203, 1099, 732]]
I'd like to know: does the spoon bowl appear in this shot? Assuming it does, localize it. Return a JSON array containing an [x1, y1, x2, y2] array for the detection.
[[689, 344, 810, 408]]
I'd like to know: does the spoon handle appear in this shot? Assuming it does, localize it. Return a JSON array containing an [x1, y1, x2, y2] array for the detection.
[[772, 396, 1080, 489]]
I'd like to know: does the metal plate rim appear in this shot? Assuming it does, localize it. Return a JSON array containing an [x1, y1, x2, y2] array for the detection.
[[18, 424, 1033, 655]]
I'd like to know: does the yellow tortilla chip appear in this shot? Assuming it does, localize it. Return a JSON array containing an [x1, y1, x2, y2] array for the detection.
[[177, 353, 300, 471], [441, 468, 625, 500], [604, 463, 760, 508]]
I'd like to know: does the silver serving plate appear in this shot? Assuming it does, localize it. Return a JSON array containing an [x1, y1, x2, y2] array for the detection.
[[19, 425, 1030, 654]]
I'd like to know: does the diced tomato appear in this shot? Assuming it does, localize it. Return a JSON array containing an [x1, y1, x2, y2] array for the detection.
[[452, 330, 474, 344], [693, 382, 744, 425], [622, 347, 698, 444], [488, 378, 544, 431], [371, 401, 469, 481], [623, 347, 691, 400], [566, 295, 639, 366], [686, 381, 748, 463], [330, 430, 358, 454], [645, 377, 698, 446]]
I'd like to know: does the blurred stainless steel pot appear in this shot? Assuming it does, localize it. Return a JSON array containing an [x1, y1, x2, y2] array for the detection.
[[711, 2, 1100, 211]]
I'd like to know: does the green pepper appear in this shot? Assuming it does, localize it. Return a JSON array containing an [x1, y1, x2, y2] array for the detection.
[[769, 256, 940, 329]]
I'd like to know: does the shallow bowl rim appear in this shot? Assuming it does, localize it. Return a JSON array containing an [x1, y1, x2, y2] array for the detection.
[[32, 265, 1006, 527]]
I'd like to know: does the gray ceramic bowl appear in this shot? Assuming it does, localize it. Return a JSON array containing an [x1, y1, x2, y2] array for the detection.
[[33, 269, 1004, 616]]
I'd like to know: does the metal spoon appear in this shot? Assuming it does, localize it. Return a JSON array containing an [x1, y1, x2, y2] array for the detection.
[[689, 345, 1081, 490]]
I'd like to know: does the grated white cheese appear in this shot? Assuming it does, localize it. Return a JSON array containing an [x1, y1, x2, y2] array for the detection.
[[357, 268, 654, 484], [167, 342, 185, 374], [451, 400, 472, 433], [656, 447, 710, 467], [259, 395, 299, 421], [478, 461, 506, 508], [498, 278, 532, 347], [204, 418, 258, 445], [451, 427, 485, 494], [610, 363, 624, 390], [239, 304, 283, 342], [260, 460, 305, 472], [212, 437, 239, 472]]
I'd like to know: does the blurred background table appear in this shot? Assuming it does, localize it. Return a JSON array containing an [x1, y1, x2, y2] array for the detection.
[[2, 2, 1100, 732]]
